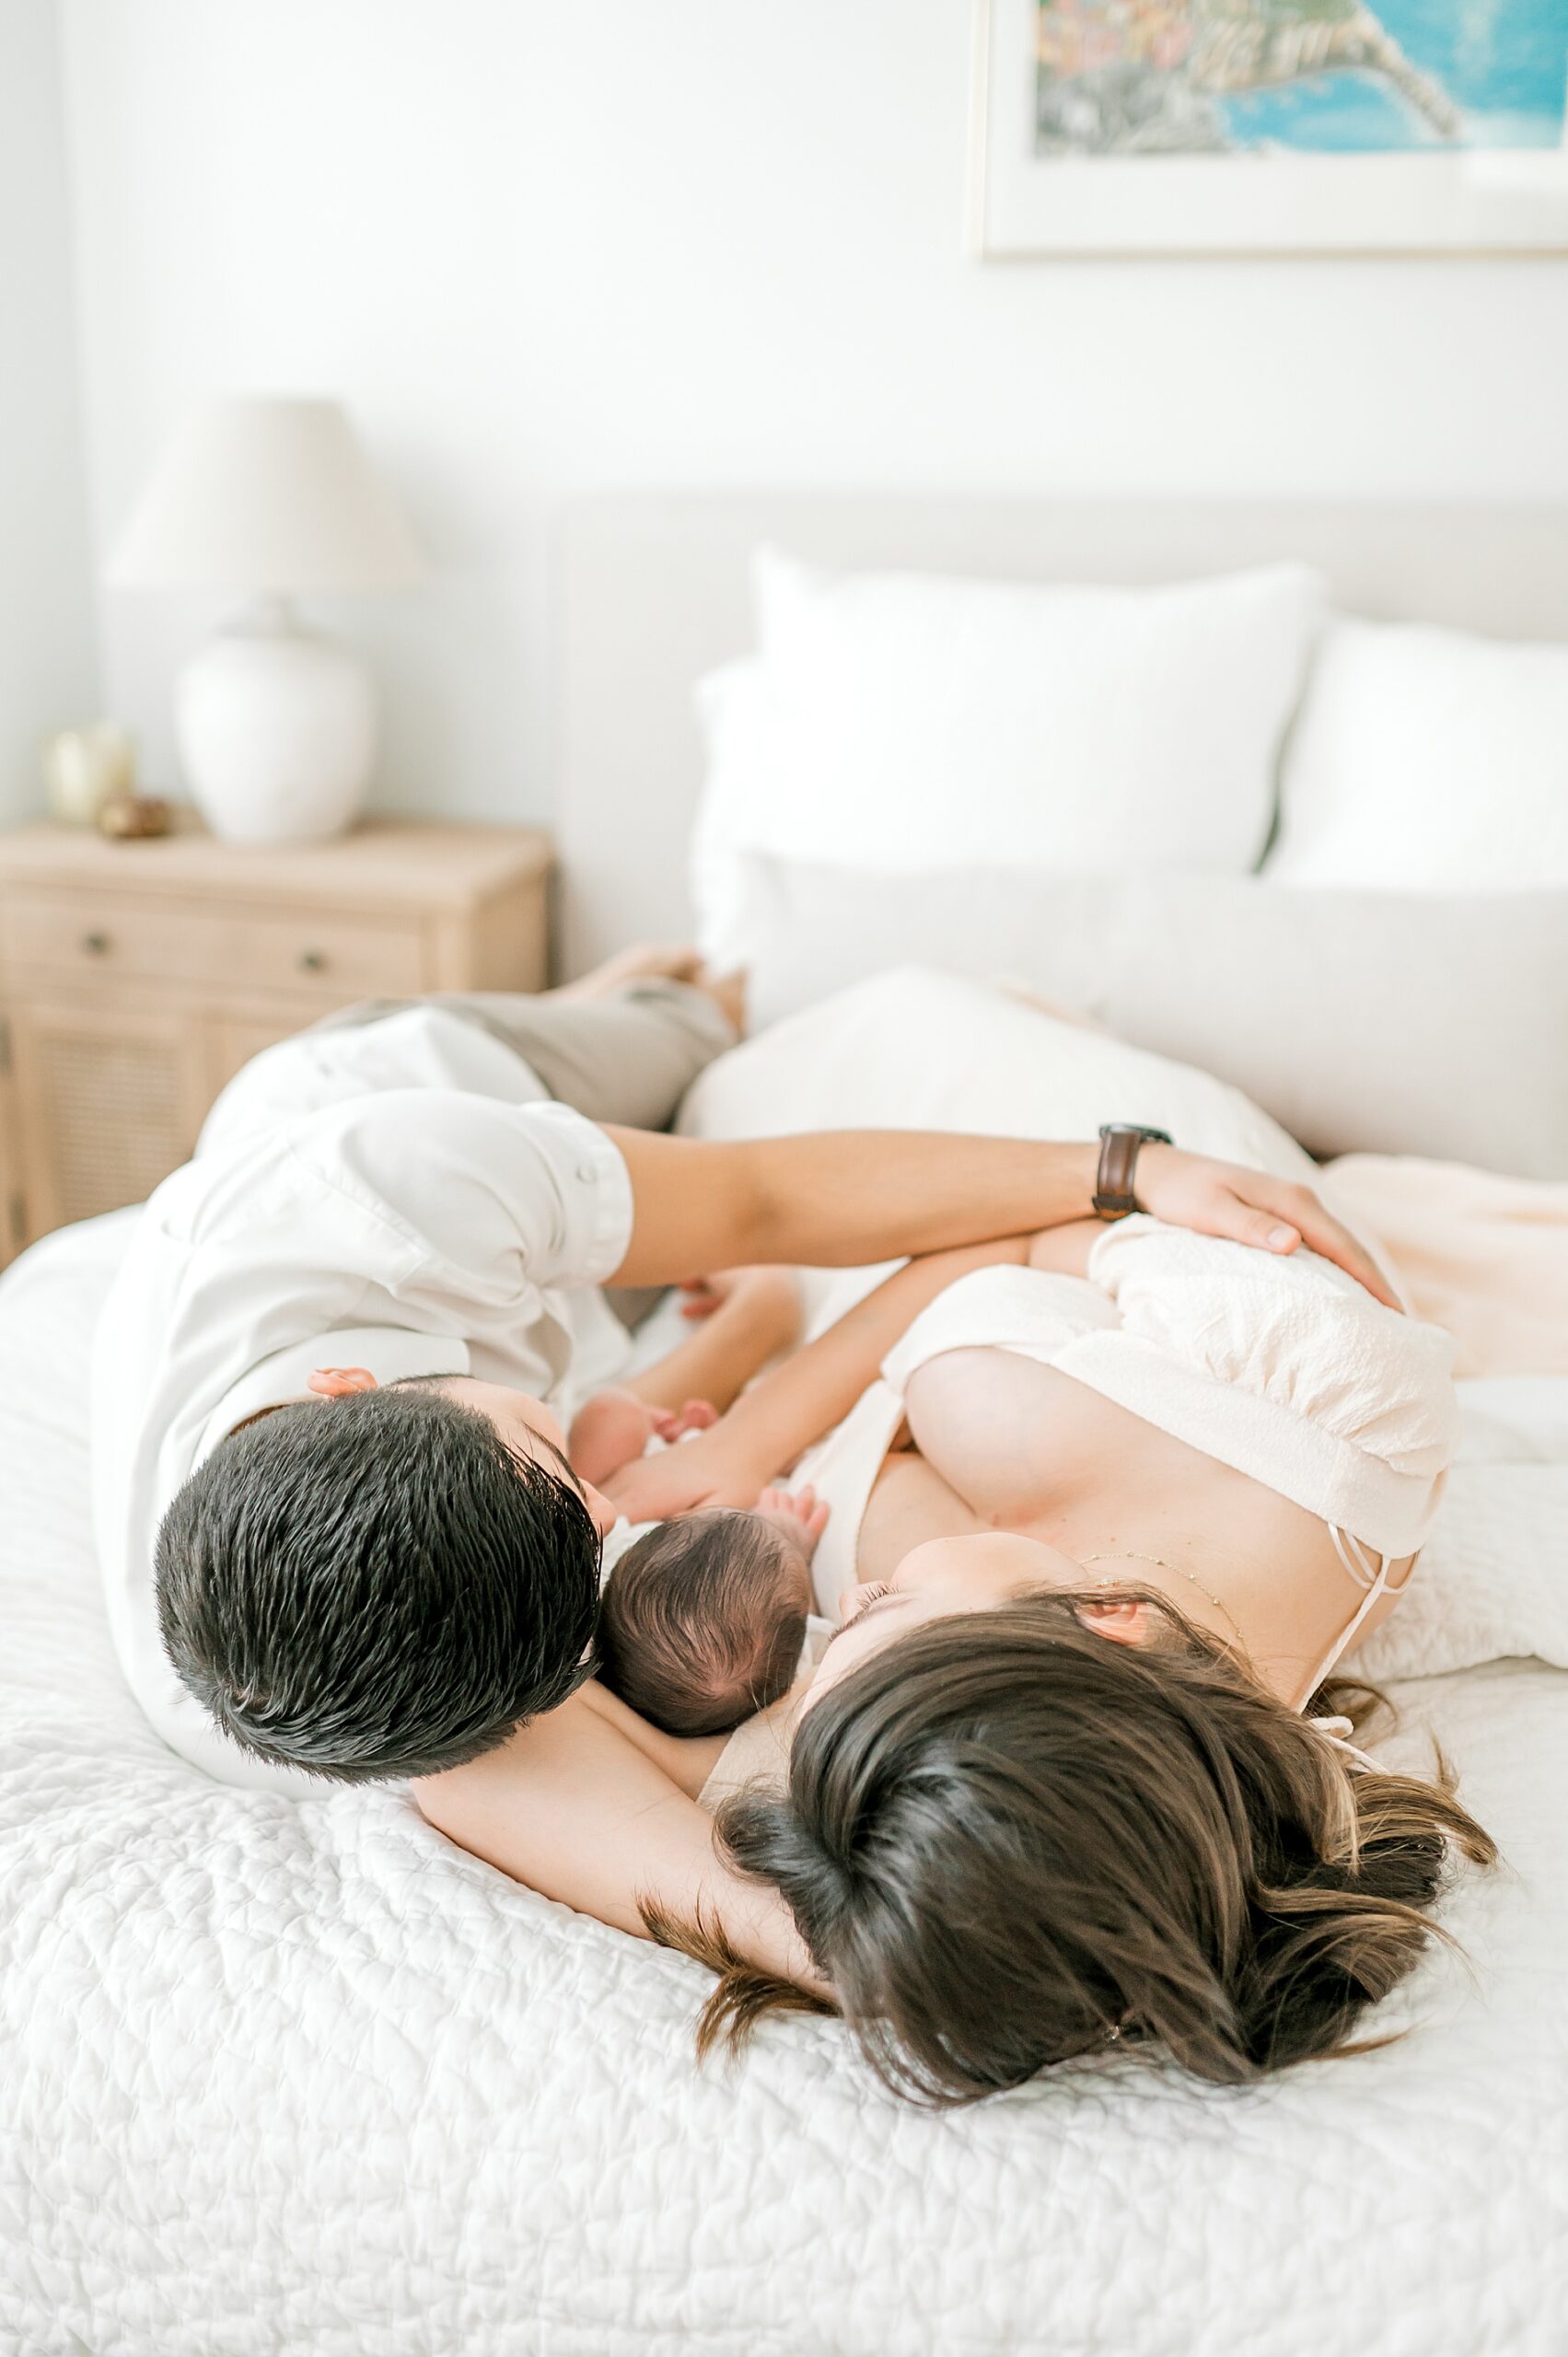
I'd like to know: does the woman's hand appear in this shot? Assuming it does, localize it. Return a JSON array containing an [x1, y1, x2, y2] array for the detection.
[[1134, 1147, 1399, 1308], [604, 1427, 772, 1524]]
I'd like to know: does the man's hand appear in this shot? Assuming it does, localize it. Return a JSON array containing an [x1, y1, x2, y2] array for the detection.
[[1134, 1147, 1399, 1309]]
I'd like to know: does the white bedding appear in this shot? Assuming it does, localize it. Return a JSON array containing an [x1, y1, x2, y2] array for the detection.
[[6, 985, 1568, 2352]]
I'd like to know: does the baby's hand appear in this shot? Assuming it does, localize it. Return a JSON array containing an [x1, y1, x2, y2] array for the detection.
[[755, 1484, 830, 1564]]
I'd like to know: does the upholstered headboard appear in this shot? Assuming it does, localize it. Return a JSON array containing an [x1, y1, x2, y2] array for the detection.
[[555, 493, 1568, 974]]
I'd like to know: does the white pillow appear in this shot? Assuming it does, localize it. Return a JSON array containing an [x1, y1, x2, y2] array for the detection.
[[1268, 616, 1568, 889], [723, 857, 1568, 1179], [690, 549, 1326, 959], [682, 963, 1314, 1167], [690, 659, 782, 970]]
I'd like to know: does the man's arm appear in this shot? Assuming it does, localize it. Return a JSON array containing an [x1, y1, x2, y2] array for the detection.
[[602, 1128, 1398, 1307]]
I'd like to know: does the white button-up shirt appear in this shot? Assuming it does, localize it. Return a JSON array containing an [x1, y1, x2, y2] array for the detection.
[[90, 1007, 634, 1792]]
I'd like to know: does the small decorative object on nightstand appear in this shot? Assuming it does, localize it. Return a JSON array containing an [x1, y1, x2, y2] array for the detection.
[[0, 815, 552, 1266], [97, 795, 171, 841], [106, 397, 423, 847], [44, 724, 135, 828]]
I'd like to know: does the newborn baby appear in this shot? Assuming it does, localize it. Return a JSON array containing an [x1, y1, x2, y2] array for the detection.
[[596, 1490, 826, 1736], [565, 1282, 830, 1744]]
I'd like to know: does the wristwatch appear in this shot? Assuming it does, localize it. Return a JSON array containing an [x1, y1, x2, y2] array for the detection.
[[1093, 1122, 1174, 1220]]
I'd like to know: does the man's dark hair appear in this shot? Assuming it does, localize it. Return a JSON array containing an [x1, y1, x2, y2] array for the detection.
[[156, 1385, 600, 1781], [596, 1508, 810, 1737]]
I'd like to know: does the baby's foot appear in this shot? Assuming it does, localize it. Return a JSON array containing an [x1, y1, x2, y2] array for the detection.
[[755, 1484, 830, 1563], [568, 1389, 716, 1487], [568, 1390, 658, 1487]]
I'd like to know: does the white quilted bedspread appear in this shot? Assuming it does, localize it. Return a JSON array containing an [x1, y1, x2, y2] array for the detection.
[[5, 1213, 1568, 2357]]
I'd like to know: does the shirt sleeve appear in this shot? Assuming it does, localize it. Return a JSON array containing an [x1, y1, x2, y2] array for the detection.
[[196, 1004, 552, 1161], [280, 1090, 634, 1306]]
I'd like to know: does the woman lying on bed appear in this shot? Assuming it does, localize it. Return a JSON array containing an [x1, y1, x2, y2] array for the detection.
[[418, 1194, 1495, 2105]]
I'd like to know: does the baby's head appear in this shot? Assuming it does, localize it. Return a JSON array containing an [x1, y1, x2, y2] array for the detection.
[[597, 1508, 814, 1736]]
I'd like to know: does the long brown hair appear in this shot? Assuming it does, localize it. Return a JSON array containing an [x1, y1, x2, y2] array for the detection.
[[647, 1591, 1495, 2105]]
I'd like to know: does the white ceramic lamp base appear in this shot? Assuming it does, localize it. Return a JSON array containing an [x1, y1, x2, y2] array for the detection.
[[175, 599, 376, 845]]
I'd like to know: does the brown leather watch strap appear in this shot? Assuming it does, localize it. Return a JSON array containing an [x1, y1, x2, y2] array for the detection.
[[1093, 1123, 1173, 1220]]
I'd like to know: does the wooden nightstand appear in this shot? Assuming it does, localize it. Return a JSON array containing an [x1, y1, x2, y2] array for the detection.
[[0, 813, 553, 1265]]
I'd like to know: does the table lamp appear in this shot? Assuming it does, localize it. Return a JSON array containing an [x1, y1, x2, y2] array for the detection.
[[106, 396, 423, 844]]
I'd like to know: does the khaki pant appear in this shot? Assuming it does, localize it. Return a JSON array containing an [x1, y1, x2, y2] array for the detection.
[[311, 979, 737, 1132]]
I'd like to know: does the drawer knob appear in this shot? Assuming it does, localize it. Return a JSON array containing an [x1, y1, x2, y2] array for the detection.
[[297, 949, 328, 973], [82, 930, 111, 956]]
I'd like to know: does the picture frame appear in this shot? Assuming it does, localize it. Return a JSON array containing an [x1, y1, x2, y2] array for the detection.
[[969, 0, 1568, 256]]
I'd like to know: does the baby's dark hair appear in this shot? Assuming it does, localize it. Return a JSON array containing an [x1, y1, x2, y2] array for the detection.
[[597, 1509, 811, 1737]]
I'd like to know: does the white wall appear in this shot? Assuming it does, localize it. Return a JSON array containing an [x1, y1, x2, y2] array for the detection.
[[0, 2, 99, 825], [61, 0, 1568, 828]]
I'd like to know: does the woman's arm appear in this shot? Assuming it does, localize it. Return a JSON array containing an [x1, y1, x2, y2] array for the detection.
[[605, 1235, 1035, 1523], [414, 1686, 824, 1992], [569, 1271, 803, 1486], [621, 1268, 801, 1418], [576, 1677, 728, 1798]]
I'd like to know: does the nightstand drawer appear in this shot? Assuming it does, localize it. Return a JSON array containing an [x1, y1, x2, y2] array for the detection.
[[2, 897, 426, 998]]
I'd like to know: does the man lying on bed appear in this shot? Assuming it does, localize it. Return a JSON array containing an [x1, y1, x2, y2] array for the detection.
[[91, 951, 1392, 1994]]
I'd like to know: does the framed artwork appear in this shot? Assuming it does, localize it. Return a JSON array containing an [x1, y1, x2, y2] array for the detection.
[[969, 0, 1568, 253]]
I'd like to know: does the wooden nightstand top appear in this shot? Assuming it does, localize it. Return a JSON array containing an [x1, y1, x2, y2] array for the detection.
[[0, 811, 553, 912]]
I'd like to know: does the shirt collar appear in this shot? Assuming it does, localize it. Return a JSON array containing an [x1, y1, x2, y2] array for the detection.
[[193, 1327, 471, 1469]]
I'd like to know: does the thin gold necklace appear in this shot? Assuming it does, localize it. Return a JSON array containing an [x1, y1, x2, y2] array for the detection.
[[1080, 1550, 1248, 1651]]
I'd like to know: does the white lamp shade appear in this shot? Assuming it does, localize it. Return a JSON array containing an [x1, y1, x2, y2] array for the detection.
[[106, 396, 424, 593]]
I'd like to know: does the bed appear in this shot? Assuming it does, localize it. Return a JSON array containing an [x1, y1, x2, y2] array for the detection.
[[6, 496, 1568, 2354]]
